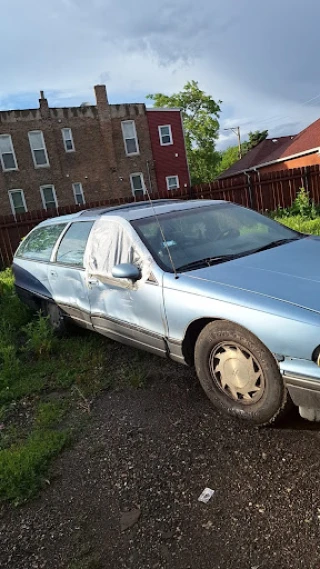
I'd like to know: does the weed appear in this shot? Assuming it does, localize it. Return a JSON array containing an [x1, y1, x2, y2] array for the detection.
[[277, 216, 320, 235], [0, 424, 21, 451], [291, 187, 311, 217], [0, 372, 46, 404], [73, 386, 93, 414], [125, 363, 148, 388], [0, 405, 7, 421], [22, 313, 57, 359], [0, 269, 30, 336], [0, 429, 67, 504], [0, 342, 21, 389], [274, 187, 320, 221], [35, 401, 68, 429]]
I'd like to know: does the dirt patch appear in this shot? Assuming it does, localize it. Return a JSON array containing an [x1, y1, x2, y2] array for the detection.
[[1, 363, 320, 569]]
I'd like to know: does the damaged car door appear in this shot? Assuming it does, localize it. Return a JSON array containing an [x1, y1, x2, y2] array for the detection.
[[85, 216, 167, 356], [47, 220, 94, 329]]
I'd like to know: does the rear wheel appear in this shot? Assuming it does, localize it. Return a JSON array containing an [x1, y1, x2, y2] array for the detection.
[[194, 320, 292, 426], [42, 301, 68, 336]]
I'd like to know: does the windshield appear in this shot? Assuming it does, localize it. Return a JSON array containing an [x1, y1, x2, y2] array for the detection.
[[131, 203, 302, 272]]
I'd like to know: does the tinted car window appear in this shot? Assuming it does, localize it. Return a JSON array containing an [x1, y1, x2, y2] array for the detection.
[[56, 221, 94, 267], [16, 223, 68, 261]]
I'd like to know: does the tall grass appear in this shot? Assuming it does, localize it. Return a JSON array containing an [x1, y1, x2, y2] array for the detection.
[[277, 216, 320, 235], [0, 271, 68, 503], [0, 430, 67, 504]]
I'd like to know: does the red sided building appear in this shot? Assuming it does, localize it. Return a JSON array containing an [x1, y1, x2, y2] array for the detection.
[[146, 108, 190, 194]]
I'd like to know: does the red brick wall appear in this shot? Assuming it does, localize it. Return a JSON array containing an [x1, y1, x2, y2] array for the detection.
[[0, 86, 158, 216], [146, 110, 190, 193], [260, 152, 320, 173]]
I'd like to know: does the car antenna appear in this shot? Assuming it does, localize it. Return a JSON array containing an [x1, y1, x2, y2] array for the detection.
[[144, 190, 179, 279]]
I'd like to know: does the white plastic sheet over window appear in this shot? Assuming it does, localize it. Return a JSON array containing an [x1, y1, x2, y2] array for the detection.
[[85, 216, 151, 288]]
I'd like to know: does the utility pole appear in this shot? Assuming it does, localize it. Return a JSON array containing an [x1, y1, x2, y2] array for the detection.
[[224, 126, 242, 159]]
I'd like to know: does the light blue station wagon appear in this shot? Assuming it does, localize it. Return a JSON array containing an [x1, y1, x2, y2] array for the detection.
[[12, 199, 320, 426]]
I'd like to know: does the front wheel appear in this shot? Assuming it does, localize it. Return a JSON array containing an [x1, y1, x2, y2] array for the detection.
[[194, 320, 292, 426]]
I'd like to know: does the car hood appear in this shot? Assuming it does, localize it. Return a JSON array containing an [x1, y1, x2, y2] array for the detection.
[[184, 236, 320, 313]]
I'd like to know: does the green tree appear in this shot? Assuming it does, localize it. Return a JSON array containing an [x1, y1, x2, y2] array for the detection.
[[243, 130, 268, 153], [217, 145, 239, 175], [147, 81, 222, 185]]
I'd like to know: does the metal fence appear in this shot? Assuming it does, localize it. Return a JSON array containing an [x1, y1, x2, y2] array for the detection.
[[1, 164, 319, 267]]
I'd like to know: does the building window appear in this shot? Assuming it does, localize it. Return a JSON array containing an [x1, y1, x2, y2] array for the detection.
[[130, 173, 146, 197], [121, 120, 139, 156], [28, 131, 50, 168], [159, 125, 173, 146], [72, 182, 85, 205], [40, 185, 58, 210], [8, 190, 27, 215], [62, 128, 75, 152], [0, 135, 18, 171], [166, 175, 180, 191]]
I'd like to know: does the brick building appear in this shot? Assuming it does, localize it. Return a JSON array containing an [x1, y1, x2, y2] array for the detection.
[[147, 109, 190, 193], [0, 85, 190, 216]]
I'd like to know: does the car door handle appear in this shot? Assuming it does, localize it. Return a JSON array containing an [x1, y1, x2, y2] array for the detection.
[[88, 277, 99, 287]]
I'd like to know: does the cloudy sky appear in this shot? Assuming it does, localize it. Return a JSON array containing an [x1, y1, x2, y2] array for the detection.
[[1, 0, 320, 149]]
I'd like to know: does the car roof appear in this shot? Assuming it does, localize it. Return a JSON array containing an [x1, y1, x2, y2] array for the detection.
[[38, 199, 228, 226]]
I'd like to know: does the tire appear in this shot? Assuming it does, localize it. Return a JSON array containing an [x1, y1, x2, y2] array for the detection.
[[194, 320, 292, 427], [42, 301, 69, 336]]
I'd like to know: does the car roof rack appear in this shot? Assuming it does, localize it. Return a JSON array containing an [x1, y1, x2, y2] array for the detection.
[[79, 199, 183, 217]]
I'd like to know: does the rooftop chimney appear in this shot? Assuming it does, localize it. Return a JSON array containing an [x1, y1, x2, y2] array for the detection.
[[39, 90, 49, 119], [93, 85, 116, 169], [94, 84, 109, 109]]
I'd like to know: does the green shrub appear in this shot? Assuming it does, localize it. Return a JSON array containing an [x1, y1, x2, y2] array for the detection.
[[291, 187, 312, 217], [274, 187, 320, 220], [0, 429, 67, 504], [270, 205, 291, 219]]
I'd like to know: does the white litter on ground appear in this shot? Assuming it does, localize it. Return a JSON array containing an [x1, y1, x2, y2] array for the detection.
[[198, 488, 215, 503]]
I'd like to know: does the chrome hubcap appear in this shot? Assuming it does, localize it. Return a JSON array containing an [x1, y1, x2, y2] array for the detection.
[[209, 342, 264, 404]]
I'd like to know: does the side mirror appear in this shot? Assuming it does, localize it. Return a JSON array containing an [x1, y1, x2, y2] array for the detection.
[[111, 263, 141, 281]]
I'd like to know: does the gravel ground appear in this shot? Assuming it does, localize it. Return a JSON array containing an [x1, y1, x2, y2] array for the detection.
[[1, 360, 320, 569]]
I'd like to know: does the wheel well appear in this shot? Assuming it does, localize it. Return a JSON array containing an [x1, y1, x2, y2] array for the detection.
[[182, 318, 220, 366], [182, 317, 282, 369]]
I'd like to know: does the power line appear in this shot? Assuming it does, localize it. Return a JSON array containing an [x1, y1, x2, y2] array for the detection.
[[236, 91, 320, 131]]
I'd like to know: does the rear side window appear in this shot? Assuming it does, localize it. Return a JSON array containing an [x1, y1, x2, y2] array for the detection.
[[56, 221, 94, 267], [16, 224, 68, 261]]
